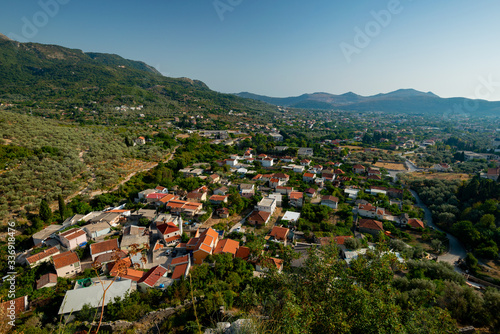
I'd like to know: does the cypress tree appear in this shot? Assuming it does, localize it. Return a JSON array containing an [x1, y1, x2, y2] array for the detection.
[[39, 198, 52, 222], [58, 194, 66, 221]]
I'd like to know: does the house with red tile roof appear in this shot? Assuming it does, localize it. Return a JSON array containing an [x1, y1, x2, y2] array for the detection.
[[209, 195, 228, 205], [269, 226, 290, 245], [321, 196, 339, 209], [52, 251, 81, 277], [36, 273, 58, 289], [247, 210, 271, 226], [58, 228, 87, 250], [186, 191, 207, 202], [276, 186, 294, 195], [353, 164, 366, 174], [407, 218, 425, 229], [171, 263, 190, 280], [359, 219, 384, 237], [303, 172, 316, 183], [289, 192, 304, 208], [90, 239, 119, 261], [186, 228, 220, 265], [213, 239, 240, 257], [1, 296, 28, 317], [300, 159, 311, 166], [25, 246, 60, 267], [157, 222, 181, 245], [209, 173, 221, 183], [138, 265, 168, 292], [235, 246, 251, 260]]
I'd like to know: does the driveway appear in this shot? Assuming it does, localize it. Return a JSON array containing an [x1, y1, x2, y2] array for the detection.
[[411, 190, 466, 266]]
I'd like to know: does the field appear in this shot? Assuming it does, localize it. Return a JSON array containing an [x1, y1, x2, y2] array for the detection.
[[406, 172, 472, 181], [374, 162, 407, 171]]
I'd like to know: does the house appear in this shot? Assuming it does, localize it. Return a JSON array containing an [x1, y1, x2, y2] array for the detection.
[[166, 200, 203, 216], [226, 158, 238, 167], [321, 196, 339, 209], [322, 172, 336, 183], [282, 211, 301, 224], [247, 210, 271, 226], [243, 150, 253, 159], [25, 246, 60, 267], [484, 167, 500, 181], [157, 222, 181, 245], [146, 193, 169, 204], [132, 209, 157, 222], [281, 156, 295, 163], [187, 228, 220, 265], [289, 192, 304, 208], [214, 186, 229, 196], [353, 164, 366, 174], [89, 212, 121, 227], [269, 177, 283, 189], [186, 191, 207, 202], [108, 260, 145, 282], [36, 273, 58, 289], [268, 193, 282, 207], [235, 246, 251, 260], [273, 172, 290, 182], [314, 177, 325, 188], [240, 183, 255, 198], [96, 250, 128, 269], [311, 165, 323, 173], [292, 165, 305, 173], [256, 197, 276, 214], [136, 136, 146, 145], [213, 239, 240, 257], [269, 226, 290, 245], [269, 132, 283, 141], [303, 172, 316, 183], [367, 168, 381, 177], [138, 189, 156, 200], [52, 251, 81, 278], [298, 148, 313, 157], [261, 157, 274, 167], [344, 188, 360, 200], [137, 265, 168, 292], [58, 279, 132, 315], [406, 218, 425, 229], [32, 224, 63, 245], [171, 262, 191, 280], [358, 219, 384, 237], [155, 185, 169, 193], [58, 228, 87, 250], [300, 159, 312, 166], [209, 173, 221, 183], [1, 296, 28, 318], [84, 221, 112, 240], [217, 207, 230, 218], [120, 226, 149, 251], [90, 239, 119, 261], [368, 175, 381, 180], [209, 195, 229, 205], [169, 255, 190, 270], [305, 188, 317, 198], [276, 186, 294, 195]]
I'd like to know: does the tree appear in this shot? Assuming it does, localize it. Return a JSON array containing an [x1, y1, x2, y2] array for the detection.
[[58, 194, 67, 221], [39, 198, 52, 222]]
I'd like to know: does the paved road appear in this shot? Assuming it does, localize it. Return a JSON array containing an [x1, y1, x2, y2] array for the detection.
[[411, 190, 466, 266]]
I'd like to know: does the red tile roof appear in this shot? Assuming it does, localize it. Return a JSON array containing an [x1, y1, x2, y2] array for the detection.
[[359, 219, 384, 231], [214, 239, 239, 255], [248, 210, 270, 224], [322, 195, 339, 202], [52, 251, 80, 269], [304, 173, 315, 178], [90, 239, 119, 256], [407, 218, 424, 229], [59, 228, 86, 240], [36, 273, 58, 289], [289, 192, 303, 200], [171, 255, 190, 266], [269, 226, 289, 241], [1, 296, 28, 316], [209, 195, 228, 202], [235, 246, 250, 260], [138, 265, 167, 287], [157, 222, 179, 235], [26, 246, 60, 265], [334, 236, 353, 245], [171, 263, 189, 280], [164, 235, 181, 243]]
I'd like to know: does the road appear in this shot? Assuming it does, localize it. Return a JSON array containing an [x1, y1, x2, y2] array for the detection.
[[411, 190, 466, 266], [405, 159, 422, 172]]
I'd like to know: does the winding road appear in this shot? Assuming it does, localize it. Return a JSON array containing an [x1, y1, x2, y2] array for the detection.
[[410, 190, 466, 266]]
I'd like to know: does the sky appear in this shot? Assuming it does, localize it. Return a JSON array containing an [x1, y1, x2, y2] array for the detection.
[[1, 0, 500, 101]]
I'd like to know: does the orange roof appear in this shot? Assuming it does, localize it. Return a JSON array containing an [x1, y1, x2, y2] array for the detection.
[[270, 178, 280, 183], [269, 226, 289, 241], [112, 268, 144, 282], [304, 173, 315, 178], [322, 195, 339, 202], [214, 239, 239, 255], [52, 251, 80, 269], [159, 194, 177, 203], [164, 235, 181, 243], [184, 203, 202, 210], [289, 192, 303, 200], [157, 223, 179, 235], [209, 195, 228, 201], [200, 227, 219, 240], [172, 263, 189, 280], [167, 201, 186, 209], [90, 239, 119, 255], [108, 209, 129, 213], [198, 243, 212, 254], [138, 265, 167, 287], [171, 255, 189, 266]]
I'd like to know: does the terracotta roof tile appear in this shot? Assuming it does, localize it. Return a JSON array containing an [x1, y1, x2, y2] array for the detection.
[[52, 251, 80, 269], [90, 239, 119, 256]]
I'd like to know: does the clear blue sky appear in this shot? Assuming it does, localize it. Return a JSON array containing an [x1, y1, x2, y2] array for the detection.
[[1, 0, 500, 100]]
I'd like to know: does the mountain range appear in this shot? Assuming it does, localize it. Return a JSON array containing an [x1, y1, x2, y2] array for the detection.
[[237, 89, 500, 116]]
